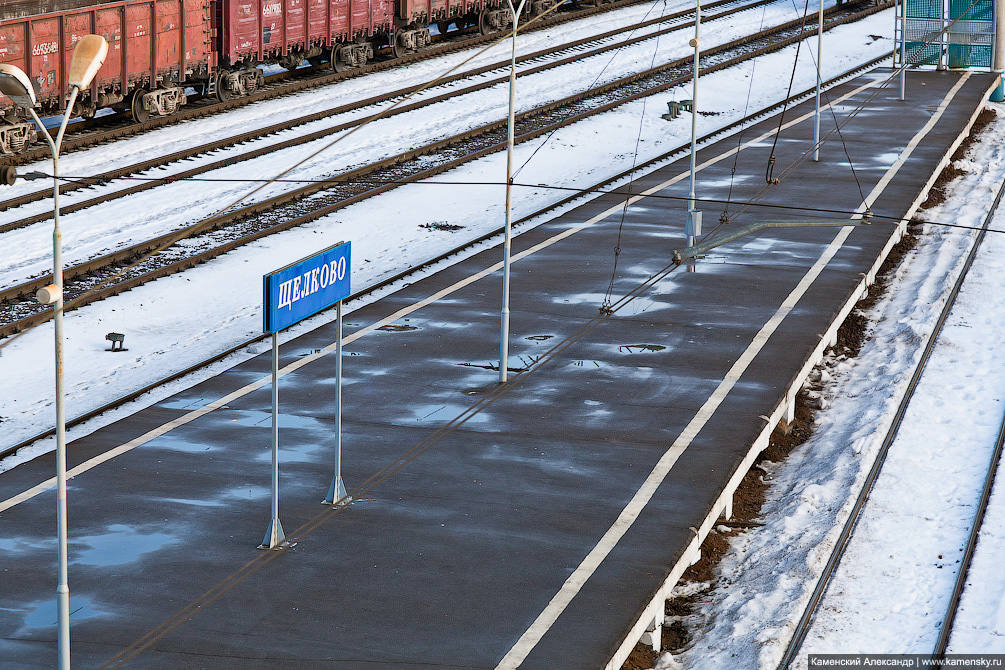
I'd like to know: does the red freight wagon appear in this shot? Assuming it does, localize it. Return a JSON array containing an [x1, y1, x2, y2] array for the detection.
[[398, 0, 552, 43], [0, 0, 212, 152], [399, 0, 480, 31], [213, 0, 423, 96]]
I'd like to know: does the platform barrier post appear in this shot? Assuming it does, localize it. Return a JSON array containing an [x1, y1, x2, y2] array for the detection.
[[992, 0, 1004, 100]]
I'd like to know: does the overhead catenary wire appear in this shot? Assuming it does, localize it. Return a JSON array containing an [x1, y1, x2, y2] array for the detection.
[[749, 0, 986, 195], [10, 0, 808, 353], [3, 10, 988, 354], [30, 172, 1003, 234], [7, 0, 895, 320]]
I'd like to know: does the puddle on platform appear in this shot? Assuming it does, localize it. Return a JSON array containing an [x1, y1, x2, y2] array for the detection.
[[146, 433, 218, 454], [159, 397, 211, 411], [222, 484, 271, 501], [72, 524, 178, 567], [462, 383, 499, 396], [618, 344, 667, 354], [221, 409, 327, 431], [253, 439, 325, 464], [377, 324, 419, 332], [157, 496, 227, 508], [554, 292, 608, 306], [565, 360, 607, 369], [525, 334, 554, 341], [0, 536, 52, 554], [410, 403, 491, 426], [153, 485, 271, 508], [21, 596, 105, 630]]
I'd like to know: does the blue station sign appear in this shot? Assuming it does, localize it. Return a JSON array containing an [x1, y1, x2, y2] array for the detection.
[[263, 241, 351, 334]]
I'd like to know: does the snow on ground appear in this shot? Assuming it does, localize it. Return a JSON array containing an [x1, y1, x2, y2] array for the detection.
[[661, 104, 1005, 668], [0, 4, 891, 457]]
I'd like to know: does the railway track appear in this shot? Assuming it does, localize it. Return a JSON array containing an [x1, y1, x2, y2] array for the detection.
[[0, 0, 889, 344], [0, 0, 780, 222], [776, 169, 1005, 669], [0, 0, 713, 166]]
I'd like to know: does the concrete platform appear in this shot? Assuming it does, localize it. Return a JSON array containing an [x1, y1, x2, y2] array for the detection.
[[0, 67, 998, 669]]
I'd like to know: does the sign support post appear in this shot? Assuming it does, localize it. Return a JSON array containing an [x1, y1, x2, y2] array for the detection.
[[261, 240, 351, 548], [260, 331, 286, 550], [324, 300, 348, 505]]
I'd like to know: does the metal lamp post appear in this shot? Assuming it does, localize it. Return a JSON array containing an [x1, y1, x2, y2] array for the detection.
[[0, 34, 108, 670], [499, 0, 528, 384], [685, 3, 701, 269]]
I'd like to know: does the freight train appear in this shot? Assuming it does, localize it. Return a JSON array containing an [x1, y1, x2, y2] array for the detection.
[[0, 0, 563, 154]]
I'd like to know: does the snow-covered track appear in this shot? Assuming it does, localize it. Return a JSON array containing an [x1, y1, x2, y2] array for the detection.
[[777, 170, 1005, 670], [0, 1, 889, 341], [0, 0, 747, 167], [932, 411, 1005, 660], [0, 0, 782, 226]]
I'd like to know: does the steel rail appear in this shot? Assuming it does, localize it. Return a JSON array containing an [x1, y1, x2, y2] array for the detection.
[[0, 0, 888, 326], [931, 420, 1005, 666], [0, 49, 892, 462], [929, 251, 1005, 664], [0, 0, 780, 226], [776, 165, 1005, 670]]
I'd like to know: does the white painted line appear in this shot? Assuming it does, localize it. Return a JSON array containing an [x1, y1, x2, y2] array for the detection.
[[494, 72, 971, 668], [0, 73, 909, 516]]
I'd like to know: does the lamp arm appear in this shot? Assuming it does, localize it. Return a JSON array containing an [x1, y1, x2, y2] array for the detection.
[[26, 108, 57, 157], [55, 86, 80, 155]]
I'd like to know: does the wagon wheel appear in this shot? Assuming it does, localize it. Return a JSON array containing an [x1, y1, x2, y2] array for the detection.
[[390, 32, 407, 59], [436, 21, 451, 36], [331, 44, 348, 73], [215, 70, 234, 102], [131, 90, 151, 123], [478, 9, 492, 35]]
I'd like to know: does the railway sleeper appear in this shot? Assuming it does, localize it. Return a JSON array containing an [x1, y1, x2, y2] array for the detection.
[[0, 120, 37, 155]]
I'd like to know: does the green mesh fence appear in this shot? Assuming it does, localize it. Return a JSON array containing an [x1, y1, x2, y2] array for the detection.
[[899, 0, 995, 68]]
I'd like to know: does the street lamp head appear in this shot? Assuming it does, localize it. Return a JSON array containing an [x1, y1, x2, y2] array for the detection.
[[68, 35, 108, 89], [0, 64, 37, 108]]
